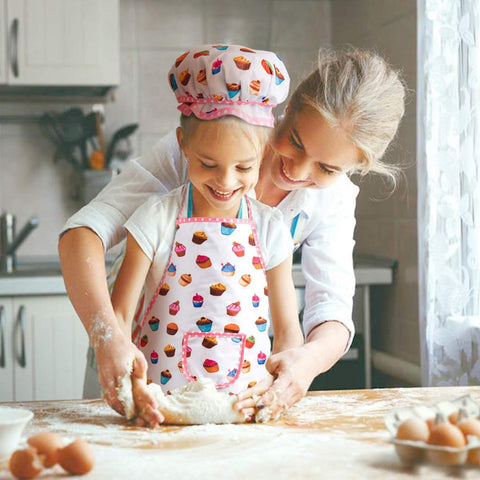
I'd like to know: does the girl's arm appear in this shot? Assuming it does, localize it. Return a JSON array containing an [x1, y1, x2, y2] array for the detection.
[[266, 255, 304, 354], [111, 232, 152, 334]]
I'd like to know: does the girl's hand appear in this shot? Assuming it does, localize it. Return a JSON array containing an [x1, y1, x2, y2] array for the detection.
[[131, 375, 165, 428]]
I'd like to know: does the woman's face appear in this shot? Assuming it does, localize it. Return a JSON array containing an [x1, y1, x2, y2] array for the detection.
[[268, 104, 363, 190]]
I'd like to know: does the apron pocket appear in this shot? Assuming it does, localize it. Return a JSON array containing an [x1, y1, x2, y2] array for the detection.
[[181, 331, 246, 389]]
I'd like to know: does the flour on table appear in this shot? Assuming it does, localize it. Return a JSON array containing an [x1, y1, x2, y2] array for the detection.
[[118, 376, 244, 425]]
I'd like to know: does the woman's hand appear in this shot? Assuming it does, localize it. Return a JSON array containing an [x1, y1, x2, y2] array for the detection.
[[236, 346, 315, 421], [94, 331, 161, 424]]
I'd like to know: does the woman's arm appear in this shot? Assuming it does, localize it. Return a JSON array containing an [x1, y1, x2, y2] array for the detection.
[[266, 256, 303, 354], [59, 227, 162, 424], [110, 233, 166, 426], [59, 132, 184, 422]]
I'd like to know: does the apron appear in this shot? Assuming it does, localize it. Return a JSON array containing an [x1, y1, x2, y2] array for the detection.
[[136, 184, 271, 394]]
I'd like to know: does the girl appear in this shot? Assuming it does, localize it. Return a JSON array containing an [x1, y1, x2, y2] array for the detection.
[[59, 46, 405, 425], [110, 46, 303, 415]]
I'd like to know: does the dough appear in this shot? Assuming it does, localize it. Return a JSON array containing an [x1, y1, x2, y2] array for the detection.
[[117, 376, 245, 425]]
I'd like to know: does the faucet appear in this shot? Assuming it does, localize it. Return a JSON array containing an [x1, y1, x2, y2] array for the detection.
[[0, 213, 39, 273]]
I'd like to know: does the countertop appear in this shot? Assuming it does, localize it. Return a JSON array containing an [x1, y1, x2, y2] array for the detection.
[[1, 386, 479, 479], [0, 254, 396, 296]]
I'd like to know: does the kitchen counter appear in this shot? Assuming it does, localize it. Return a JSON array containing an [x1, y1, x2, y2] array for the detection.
[[1, 386, 479, 479], [0, 254, 395, 296]]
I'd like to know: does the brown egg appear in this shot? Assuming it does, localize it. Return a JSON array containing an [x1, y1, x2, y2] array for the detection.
[[58, 438, 95, 475], [426, 416, 435, 431], [457, 416, 480, 438], [457, 416, 480, 464], [9, 448, 44, 479], [27, 431, 64, 467], [428, 422, 466, 448], [396, 417, 430, 442], [448, 411, 459, 424]]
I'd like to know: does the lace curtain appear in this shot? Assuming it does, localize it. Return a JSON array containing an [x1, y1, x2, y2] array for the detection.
[[418, 0, 480, 386]]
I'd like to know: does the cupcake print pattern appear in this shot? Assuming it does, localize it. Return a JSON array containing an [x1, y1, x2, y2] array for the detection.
[[167, 45, 289, 127], [136, 188, 271, 393]]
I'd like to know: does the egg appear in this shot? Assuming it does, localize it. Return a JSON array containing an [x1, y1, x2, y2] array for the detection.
[[426, 418, 467, 466], [58, 438, 95, 475], [457, 416, 480, 465], [428, 421, 466, 447], [396, 417, 430, 442], [448, 411, 459, 424], [9, 448, 44, 479], [27, 431, 64, 467]]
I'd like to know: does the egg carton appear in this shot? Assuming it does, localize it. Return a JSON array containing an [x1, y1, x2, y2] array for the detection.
[[385, 394, 480, 466]]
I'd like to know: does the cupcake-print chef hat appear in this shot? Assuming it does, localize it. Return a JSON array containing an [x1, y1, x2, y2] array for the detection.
[[168, 44, 290, 128]]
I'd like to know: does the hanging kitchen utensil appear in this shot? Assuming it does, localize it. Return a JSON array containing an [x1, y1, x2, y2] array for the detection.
[[88, 107, 106, 170], [105, 123, 139, 168]]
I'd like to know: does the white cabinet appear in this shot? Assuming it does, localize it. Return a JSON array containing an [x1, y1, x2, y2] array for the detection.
[[0, 295, 89, 402], [0, 0, 6, 83], [1, 0, 119, 86]]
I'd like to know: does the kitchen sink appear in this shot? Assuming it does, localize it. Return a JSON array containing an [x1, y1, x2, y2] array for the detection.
[[0, 258, 62, 278]]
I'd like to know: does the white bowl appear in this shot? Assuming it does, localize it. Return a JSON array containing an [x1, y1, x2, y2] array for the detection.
[[0, 407, 33, 460]]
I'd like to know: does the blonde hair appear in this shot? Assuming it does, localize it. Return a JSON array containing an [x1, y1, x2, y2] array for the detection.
[[290, 47, 406, 184], [179, 114, 272, 160]]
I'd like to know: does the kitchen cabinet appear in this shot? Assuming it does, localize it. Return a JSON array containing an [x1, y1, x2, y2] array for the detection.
[[0, 295, 88, 402], [0, 0, 6, 83], [1, 0, 119, 86]]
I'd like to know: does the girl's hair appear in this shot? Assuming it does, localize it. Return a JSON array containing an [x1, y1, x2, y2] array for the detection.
[[290, 47, 406, 184], [179, 114, 272, 159]]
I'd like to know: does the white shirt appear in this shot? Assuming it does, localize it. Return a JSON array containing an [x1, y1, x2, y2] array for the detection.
[[124, 184, 293, 303], [63, 130, 359, 350]]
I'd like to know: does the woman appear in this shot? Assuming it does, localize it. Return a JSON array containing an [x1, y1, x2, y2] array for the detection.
[[59, 47, 405, 425]]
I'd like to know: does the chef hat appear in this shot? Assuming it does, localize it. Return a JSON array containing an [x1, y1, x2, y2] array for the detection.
[[168, 44, 290, 128]]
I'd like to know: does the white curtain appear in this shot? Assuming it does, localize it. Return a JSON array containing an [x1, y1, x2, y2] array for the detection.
[[418, 0, 480, 386]]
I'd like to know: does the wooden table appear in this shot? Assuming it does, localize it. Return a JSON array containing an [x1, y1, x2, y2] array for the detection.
[[1, 386, 480, 479]]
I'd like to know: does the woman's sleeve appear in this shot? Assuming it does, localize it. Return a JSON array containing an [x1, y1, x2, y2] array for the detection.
[[301, 186, 358, 352], [61, 130, 187, 251], [123, 197, 163, 262], [263, 208, 293, 270]]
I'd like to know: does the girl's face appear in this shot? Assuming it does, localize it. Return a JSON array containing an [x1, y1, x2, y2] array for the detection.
[[178, 121, 261, 218], [268, 104, 363, 190]]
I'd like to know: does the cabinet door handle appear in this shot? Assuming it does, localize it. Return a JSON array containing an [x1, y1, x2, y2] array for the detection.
[[0, 306, 5, 368], [9, 18, 19, 78], [15, 305, 26, 368]]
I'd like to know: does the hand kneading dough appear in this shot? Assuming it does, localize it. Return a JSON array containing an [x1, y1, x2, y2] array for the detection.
[[117, 376, 244, 425]]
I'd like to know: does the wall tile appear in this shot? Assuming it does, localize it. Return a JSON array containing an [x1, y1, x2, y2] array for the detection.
[[331, 1, 372, 43], [271, 0, 331, 49], [275, 48, 321, 96], [119, 0, 137, 49], [354, 175, 396, 219], [138, 50, 181, 135], [104, 51, 139, 152], [204, 0, 271, 49], [137, 0, 204, 49], [367, 0, 416, 30], [354, 219, 397, 259], [1, 133, 79, 256]]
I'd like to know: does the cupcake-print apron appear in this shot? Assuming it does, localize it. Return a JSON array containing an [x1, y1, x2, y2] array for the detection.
[[136, 184, 271, 394]]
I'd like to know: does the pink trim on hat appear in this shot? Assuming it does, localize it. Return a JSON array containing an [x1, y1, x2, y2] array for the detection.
[[178, 103, 274, 127], [177, 95, 277, 108]]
